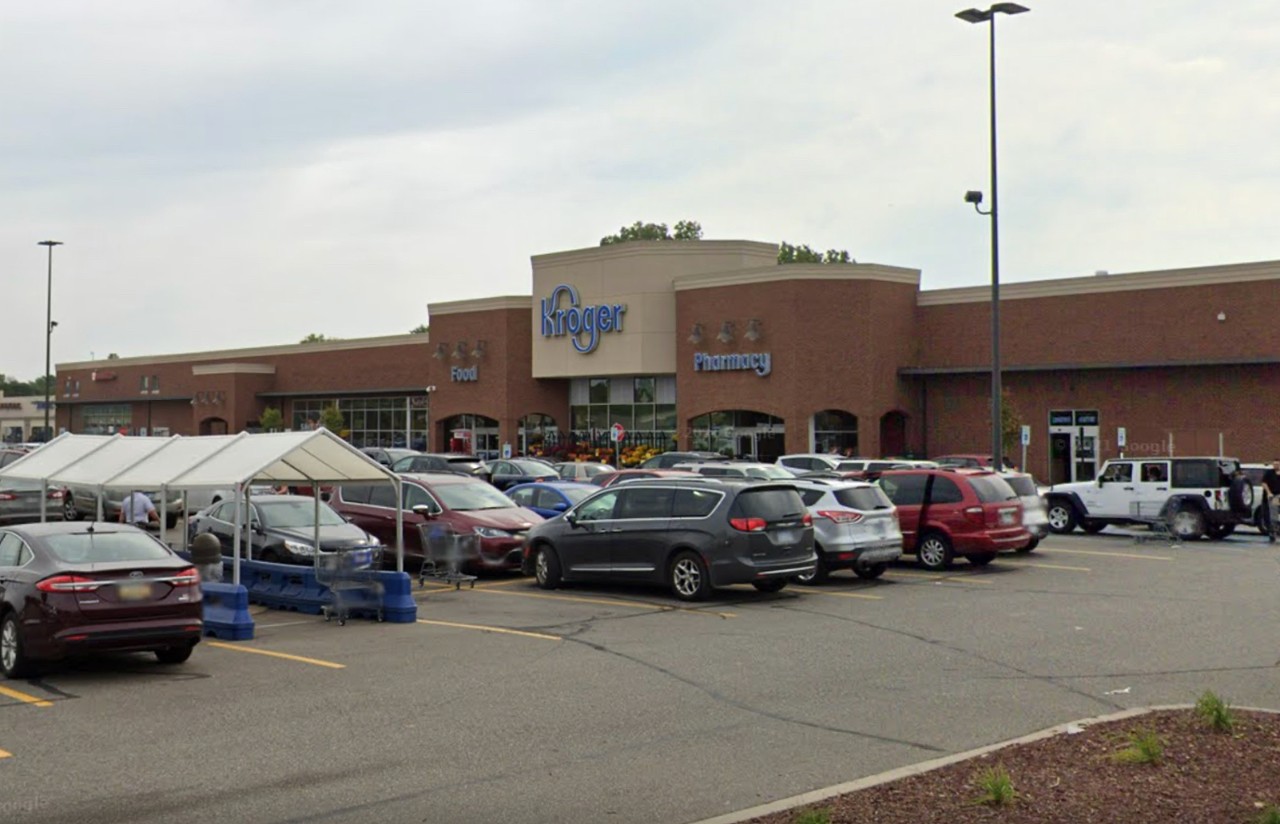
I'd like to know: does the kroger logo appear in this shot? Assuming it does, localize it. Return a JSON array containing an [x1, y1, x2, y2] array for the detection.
[[539, 284, 627, 354]]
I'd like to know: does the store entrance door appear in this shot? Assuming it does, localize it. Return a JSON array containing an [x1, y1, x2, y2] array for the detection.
[[1048, 409, 1100, 484]]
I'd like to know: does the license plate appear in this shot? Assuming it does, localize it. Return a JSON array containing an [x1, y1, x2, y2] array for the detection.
[[117, 582, 152, 601], [774, 529, 799, 544]]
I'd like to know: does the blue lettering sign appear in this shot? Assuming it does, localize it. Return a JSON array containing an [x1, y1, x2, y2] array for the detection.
[[539, 284, 626, 354], [692, 351, 772, 377], [450, 366, 478, 382]]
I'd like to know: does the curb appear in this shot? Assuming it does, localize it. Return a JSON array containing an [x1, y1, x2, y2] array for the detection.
[[686, 704, 1280, 824]]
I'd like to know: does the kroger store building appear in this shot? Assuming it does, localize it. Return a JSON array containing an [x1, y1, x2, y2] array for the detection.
[[54, 240, 1280, 484]]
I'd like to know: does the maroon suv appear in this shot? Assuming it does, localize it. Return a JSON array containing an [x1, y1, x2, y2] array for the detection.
[[876, 468, 1029, 570], [330, 473, 543, 571]]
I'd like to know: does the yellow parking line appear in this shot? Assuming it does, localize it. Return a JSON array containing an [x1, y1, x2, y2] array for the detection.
[[474, 578, 531, 590], [416, 619, 560, 642], [1042, 548, 1172, 562], [206, 641, 345, 669], [885, 571, 994, 585], [475, 587, 736, 618], [1000, 560, 1092, 572], [0, 684, 53, 708], [807, 589, 884, 601]]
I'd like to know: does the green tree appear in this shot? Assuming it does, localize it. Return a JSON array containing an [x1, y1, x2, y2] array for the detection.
[[319, 404, 345, 435], [300, 333, 330, 344], [259, 406, 284, 432], [600, 219, 702, 246], [0, 374, 39, 396], [778, 241, 854, 264], [409, 324, 429, 334]]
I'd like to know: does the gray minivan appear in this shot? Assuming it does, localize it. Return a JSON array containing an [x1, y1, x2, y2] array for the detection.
[[521, 478, 815, 601]]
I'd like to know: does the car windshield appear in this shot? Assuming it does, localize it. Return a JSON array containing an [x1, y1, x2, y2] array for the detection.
[[745, 466, 795, 480], [257, 500, 346, 528], [1004, 476, 1039, 497], [435, 483, 517, 511], [43, 530, 173, 563], [510, 460, 553, 474], [968, 476, 1019, 503], [560, 486, 596, 504], [832, 487, 893, 510]]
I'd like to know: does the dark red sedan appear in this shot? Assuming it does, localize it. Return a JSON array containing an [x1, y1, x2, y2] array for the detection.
[[0, 522, 203, 678]]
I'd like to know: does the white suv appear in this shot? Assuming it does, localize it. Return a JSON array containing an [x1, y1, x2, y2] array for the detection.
[[672, 462, 796, 481], [776, 454, 842, 476], [1044, 457, 1254, 540]]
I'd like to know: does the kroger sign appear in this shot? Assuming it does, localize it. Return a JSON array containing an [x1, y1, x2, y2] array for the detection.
[[539, 284, 626, 354]]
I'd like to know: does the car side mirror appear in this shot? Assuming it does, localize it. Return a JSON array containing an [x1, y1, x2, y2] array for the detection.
[[552, 502, 568, 512], [1097, 478, 1105, 487], [319, 491, 332, 503], [412, 504, 436, 519], [564, 511, 578, 527]]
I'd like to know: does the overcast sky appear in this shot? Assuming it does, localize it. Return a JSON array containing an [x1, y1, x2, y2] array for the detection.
[[2, 1, 1277, 380]]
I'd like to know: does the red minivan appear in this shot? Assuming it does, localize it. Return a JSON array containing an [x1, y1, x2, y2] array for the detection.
[[876, 469, 1029, 570], [330, 473, 543, 571]]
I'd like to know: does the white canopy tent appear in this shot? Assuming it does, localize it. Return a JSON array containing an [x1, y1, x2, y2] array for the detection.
[[0, 430, 403, 583]]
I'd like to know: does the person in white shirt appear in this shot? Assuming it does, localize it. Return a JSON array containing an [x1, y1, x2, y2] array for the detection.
[[118, 490, 159, 527]]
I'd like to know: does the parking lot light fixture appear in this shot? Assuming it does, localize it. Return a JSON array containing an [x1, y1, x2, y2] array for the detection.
[[38, 240, 63, 442], [956, 3, 1028, 473]]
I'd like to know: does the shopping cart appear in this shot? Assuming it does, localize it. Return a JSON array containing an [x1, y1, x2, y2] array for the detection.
[[1129, 500, 1182, 546], [417, 524, 478, 590], [316, 544, 385, 625]]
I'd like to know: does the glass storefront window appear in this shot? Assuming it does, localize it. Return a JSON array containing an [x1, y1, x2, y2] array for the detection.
[[82, 404, 132, 435], [634, 377, 655, 403], [291, 396, 427, 450], [635, 404, 655, 432], [608, 404, 634, 431], [589, 378, 610, 404]]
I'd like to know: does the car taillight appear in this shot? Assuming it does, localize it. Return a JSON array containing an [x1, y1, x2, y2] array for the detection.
[[36, 575, 102, 593], [170, 567, 201, 586], [47, 489, 65, 499], [730, 517, 768, 532], [963, 506, 986, 526], [0, 492, 15, 502], [816, 510, 863, 524], [802, 512, 813, 527]]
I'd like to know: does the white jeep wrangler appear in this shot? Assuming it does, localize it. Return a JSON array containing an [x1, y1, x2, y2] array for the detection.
[[1044, 456, 1254, 540]]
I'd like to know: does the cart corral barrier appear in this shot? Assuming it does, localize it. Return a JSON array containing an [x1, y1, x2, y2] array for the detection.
[[200, 582, 255, 640], [220, 557, 418, 624]]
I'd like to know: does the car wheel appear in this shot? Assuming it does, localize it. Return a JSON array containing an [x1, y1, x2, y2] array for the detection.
[[853, 562, 887, 580], [154, 643, 195, 665], [1080, 519, 1107, 535], [668, 551, 711, 602], [1171, 507, 1206, 540], [967, 553, 997, 566], [916, 532, 953, 571], [1205, 523, 1235, 540], [62, 495, 79, 521], [166, 513, 179, 530], [794, 550, 829, 585], [1046, 501, 1078, 534], [533, 545, 562, 590], [751, 579, 788, 593], [1017, 536, 1040, 553], [1228, 476, 1254, 516], [1, 613, 33, 679]]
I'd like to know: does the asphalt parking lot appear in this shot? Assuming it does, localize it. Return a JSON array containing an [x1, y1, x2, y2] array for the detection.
[[3, 527, 1280, 824]]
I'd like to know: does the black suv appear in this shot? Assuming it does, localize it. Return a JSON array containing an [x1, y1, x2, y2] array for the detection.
[[521, 478, 815, 601]]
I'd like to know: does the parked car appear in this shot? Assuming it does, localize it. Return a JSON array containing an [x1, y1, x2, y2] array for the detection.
[[66, 487, 184, 528], [184, 484, 279, 514], [876, 468, 1030, 570], [331, 474, 542, 571], [789, 478, 903, 582], [505, 481, 599, 519], [591, 469, 701, 487], [1001, 472, 1047, 551], [391, 453, 488, 477], [482, 459, 559, 491], [836, 460, 914, 481], [553, 462, 613, 482], [934, 454, 1017, 471], [672, 461, 796, 481], [187, 494, 381, 565], [522, 478, 816, 601], [776, 454, 843, 476], [639, 451, 723, 469], [0, 477, 71, 524], [360, 447, 421, 468], [1043, 457, 1253, 540], [0, 522, 203, 677], [0, 447, 35, 469]]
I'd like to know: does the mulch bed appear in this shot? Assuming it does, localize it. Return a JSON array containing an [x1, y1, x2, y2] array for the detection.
[[746, 708, 1280, 824]]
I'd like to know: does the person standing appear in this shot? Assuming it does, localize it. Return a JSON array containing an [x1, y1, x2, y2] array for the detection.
[[119, 490, 159, 528], [1262, 459, 1280, 544]]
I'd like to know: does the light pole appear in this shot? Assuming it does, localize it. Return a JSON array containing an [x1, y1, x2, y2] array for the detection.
[[37, 240, 63, 442], [957, 2, 1028, 472]]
